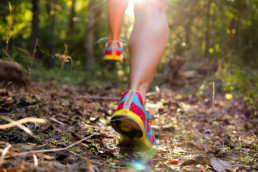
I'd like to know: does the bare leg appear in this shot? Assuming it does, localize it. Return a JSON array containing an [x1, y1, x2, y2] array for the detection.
[[107, 0, 129, 41], [129, 0, 169, 103]]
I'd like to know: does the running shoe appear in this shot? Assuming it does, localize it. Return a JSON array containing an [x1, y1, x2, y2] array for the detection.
[[110, 90, 158, 149], [103, 41, 123, 62]]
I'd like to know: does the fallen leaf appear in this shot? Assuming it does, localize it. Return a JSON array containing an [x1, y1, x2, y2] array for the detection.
[[181, 159, 197, 166], [219, 101, 226, 107], [187, 131, 196, 137], [164, 160, 180, 165], [196, 164, 206, 172], [0, 89, 8, 96], [155, 162, 165, 168], [181, 165, 206, 172], [220, 114, 225, 121], [150, 120, 156, 125], [195, 156, 207, 165], [225, 94, 233, 100], [209, 157, 231, 172]]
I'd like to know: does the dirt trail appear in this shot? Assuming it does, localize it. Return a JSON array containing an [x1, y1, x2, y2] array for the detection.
[[0, 83, 257, 171]]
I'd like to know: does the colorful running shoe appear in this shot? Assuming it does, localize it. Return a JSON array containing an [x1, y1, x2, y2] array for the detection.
[[110, 90, 158, 149], [103, 41, 123, 62]]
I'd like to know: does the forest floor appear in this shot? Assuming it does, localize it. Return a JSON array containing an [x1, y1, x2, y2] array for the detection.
[[0, 69, 257, 172]]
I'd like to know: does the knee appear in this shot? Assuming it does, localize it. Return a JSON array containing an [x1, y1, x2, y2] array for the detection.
[[134, 0, 168, 27], [134, 0, 167, 13]]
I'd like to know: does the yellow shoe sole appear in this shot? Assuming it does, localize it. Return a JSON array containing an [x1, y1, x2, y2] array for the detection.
[[111, 109, 153, 149], [103, 55, 122, 62]]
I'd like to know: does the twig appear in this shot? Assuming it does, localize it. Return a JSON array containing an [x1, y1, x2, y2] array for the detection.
[[3, 2, 14, 62], [54, 43, 72, 84], [49, 117, 65, 126], [0, 143, 11, 165], [0, 148, 53, 160], [21, 134, 95, 155], [27, 39, 38, 96], [0, 116, 47, 130], [212, 81, 215, 109], [33, 154, 38, 167]]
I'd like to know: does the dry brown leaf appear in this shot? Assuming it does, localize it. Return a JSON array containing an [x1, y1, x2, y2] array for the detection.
[[209, 157, 231, 172], [164, 160, 180, 165]]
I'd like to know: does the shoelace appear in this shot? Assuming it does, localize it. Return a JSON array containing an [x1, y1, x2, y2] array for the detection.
[[152, 129, 158, 148], [95, 37, 127, 59], [147, 112, 158, 148]]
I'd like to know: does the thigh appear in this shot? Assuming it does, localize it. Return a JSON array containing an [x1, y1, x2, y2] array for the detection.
[[134, 0, 168, 12]]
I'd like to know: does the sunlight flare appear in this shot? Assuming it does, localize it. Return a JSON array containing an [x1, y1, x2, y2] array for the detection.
[[125, 0, 134, 17]]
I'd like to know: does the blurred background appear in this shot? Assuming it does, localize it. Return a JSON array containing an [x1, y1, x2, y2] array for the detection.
[[0, 0, 257, 105]]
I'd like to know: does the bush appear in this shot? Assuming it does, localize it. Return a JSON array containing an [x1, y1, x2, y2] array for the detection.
[[219, 62, 258, 107]]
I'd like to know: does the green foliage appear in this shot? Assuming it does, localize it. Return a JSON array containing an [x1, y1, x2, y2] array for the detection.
[[35, 136, 44, 142], [240, 155, 251, 163], [0, 1, 32, 41], [0, 0, 257, 87], [219, 62, 258, 107], [165, 0, 258, 62]]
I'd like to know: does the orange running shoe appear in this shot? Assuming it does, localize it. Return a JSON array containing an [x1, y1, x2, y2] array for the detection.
[[110, 90, 158, 149]]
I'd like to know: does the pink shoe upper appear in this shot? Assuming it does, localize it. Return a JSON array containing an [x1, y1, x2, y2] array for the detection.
[[116, 90, 158, 147]]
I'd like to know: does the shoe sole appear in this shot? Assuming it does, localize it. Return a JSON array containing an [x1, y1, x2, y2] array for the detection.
[[111, 115, 143, 138], [103, 55, 122, 62], [111, 109, 153, 149]]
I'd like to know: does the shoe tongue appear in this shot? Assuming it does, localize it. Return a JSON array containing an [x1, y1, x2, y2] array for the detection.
[[136, 92, 144, 106], [130, 90, 144, 106], [122, 90, 144, 110]]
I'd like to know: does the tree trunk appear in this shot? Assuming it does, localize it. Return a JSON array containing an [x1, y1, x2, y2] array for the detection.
[[30, 0, 39, 53], [204, 0, 211, 58], [86, 0, 95, 67], [68, 0, 76, 35], [50, 0, 56, 54], [166, 55, 185, 86], [185, 19, 192, 51]]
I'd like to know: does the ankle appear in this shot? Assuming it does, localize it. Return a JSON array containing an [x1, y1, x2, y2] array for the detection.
[[129, 83, 148, 103], [108, 36, 120, 43], [127, 89, 146, 105]]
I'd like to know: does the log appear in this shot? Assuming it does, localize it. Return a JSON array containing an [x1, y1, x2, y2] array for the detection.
[[0, 59, 26, 86], [166, 55, 185, 86]]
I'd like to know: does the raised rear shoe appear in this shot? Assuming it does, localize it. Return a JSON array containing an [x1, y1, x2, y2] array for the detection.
[[103, 41, 123, 62]]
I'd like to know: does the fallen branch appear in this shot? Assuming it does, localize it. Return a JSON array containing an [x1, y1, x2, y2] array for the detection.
[[0, 116, 47, 129], [0, 116, 36, 136], [21, 134, 95, 155]]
